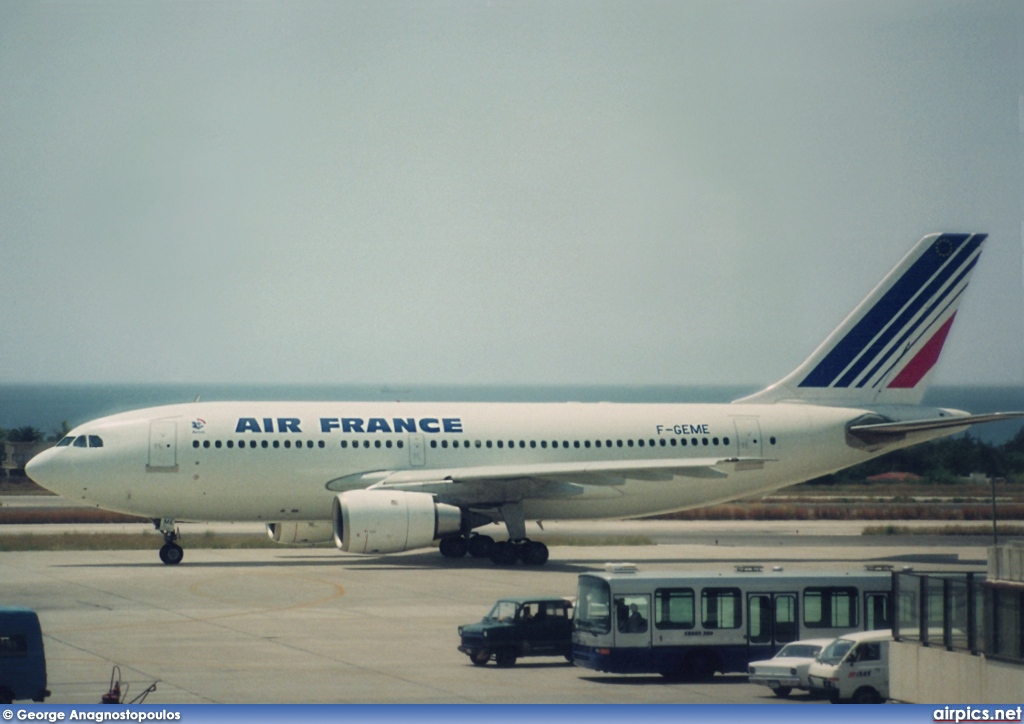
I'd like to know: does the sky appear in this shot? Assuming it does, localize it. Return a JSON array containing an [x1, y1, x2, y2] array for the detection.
[[1, 0, 1022, 388]]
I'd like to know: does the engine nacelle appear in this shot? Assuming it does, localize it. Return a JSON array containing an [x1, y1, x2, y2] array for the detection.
[[333, 489, 463, 554], [266, 521, 335, 545]]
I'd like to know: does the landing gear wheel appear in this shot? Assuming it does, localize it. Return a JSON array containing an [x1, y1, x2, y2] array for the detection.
[[439, 536, 468, 558], [470, 649, 490, 666], [490, 541, 518, 566], [467, 534, 495, 558], [159, 543, 184, 565], [494, 650, 517, 667], [518, 541, 549, 566]]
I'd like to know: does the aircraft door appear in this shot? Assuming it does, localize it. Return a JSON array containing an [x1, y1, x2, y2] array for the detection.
[[734, 417, 763, 458], [147, 419, 178, 472], [408, 434, 425, 467], [747, 592, 798, 662]]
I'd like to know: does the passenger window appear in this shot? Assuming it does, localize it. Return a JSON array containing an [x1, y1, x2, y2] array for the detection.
[[655, 588, 695, 629], [701, 587, 742, 629], [854, 642, 881, 662], [0, 633, 28, 656], [804, 587, 858, 628], [614, 595, 649, 634]]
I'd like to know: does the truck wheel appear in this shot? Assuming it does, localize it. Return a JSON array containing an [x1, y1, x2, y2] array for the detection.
[[772, 687, 792, 698], [853, 687, 881, 704], [495, 650, 517, 667], [470, 650, 490, 666]]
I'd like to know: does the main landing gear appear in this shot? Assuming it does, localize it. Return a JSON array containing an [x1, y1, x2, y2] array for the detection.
[[154, 518, 184, 565], [438, 503, 550, 566], [439, 534, 550, 566]]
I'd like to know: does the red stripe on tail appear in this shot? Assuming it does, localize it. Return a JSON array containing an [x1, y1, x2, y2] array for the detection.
[[887, 314, 957, 389]]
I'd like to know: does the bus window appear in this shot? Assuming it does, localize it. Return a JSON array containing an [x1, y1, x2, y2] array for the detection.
[[804, 587, 858, 628], [575, 576, 612, 635], [615, 596, 649, 634], [866, 592, 891, 630], [702, 588, 741, 629], [655, 588, 695, 630]]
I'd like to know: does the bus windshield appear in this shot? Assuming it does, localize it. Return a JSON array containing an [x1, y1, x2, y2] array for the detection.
[[575, 576, 612, 634]]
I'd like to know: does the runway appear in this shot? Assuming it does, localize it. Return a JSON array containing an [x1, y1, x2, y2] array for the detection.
[[1, 521, 988, 704]]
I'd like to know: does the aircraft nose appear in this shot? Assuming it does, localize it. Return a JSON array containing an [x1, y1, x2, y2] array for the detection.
[[25, 448, 59, 491]]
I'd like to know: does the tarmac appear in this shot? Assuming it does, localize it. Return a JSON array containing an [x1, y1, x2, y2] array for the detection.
[[0, 517, 991, 705]]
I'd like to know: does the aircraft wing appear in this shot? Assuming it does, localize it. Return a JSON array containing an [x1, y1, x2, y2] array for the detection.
[[325, 456, 770, 505]]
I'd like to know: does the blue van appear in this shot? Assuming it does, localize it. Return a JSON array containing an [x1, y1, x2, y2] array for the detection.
[[0, 607, 49, 703]]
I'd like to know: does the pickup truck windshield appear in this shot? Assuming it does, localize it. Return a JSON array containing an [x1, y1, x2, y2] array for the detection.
[[817, 638, 855, 665], [484, 601, 519, 622]]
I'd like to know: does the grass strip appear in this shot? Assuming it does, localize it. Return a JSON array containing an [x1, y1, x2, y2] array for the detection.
[[0, 531, 653, 552]]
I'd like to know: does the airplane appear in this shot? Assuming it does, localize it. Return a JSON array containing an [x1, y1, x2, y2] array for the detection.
[[25, 232, 1023, 567]]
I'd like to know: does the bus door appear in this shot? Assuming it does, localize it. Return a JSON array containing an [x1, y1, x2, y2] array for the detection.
[[747, 592, 798, 662], [612, 594, 652, 670], [865, 590, 892, 630]]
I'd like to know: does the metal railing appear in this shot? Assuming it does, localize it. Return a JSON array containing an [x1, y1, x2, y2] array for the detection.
[[894, 570, 1024, 664]]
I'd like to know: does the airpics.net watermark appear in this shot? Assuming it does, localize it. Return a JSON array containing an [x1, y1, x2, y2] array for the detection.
[[933, 707, 1024, 722]]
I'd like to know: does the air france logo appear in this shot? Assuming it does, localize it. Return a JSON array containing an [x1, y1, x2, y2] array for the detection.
[[234, 416, 464, 434], [191, 418, 206, 433]]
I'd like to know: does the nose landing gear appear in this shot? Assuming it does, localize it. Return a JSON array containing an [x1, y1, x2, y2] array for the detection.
[[153, 518, 184, 565]]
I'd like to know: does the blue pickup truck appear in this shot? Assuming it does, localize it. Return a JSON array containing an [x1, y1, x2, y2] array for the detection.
[[0, 607, 49, 704], [458, 595, 574, 667]]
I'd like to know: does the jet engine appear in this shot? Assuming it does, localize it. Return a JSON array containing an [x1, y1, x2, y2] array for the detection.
[[266, 521, 335, 545], [333, 489, 463, 554]]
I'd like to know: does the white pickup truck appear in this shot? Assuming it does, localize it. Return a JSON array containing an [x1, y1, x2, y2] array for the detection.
[[807, 629, 893, 704]]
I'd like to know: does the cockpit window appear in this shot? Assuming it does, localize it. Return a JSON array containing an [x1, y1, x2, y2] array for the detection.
[[64, 435, 104, 448]]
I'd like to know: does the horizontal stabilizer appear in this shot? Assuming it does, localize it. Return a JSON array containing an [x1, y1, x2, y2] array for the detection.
[[847, 411, 1024, 449]]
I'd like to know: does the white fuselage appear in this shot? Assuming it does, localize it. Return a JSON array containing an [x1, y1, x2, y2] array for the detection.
[[26, 399, 954, 524]]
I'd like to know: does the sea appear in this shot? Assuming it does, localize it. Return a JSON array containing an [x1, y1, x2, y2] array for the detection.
[[2, 383, 1024, 445]]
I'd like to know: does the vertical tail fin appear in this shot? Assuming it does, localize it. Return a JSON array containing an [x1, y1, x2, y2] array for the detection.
[[738, 232, 987, 406]]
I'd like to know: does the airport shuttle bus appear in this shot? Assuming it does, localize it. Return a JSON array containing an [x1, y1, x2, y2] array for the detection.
[[572, 565, 893, 679]]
